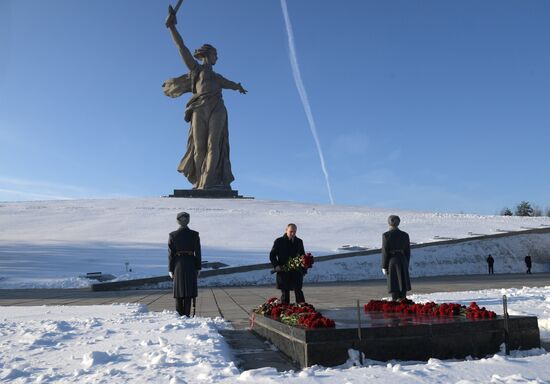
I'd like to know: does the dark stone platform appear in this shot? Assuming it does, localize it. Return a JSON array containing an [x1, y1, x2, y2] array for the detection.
[[251, 307, 540, 368], [169, 189, 246, 198]]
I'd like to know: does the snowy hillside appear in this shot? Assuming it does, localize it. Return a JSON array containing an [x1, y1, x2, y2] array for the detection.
[[1, 198, 549, 288]]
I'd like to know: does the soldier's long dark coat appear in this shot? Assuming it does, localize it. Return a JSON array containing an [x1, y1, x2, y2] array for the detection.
[[381, 228, 411, 294], [168, 226, 201, 298], [269, 234, 305, 291]]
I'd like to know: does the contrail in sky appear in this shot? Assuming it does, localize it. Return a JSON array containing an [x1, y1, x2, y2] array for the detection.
[[280, 0, 335, 205]]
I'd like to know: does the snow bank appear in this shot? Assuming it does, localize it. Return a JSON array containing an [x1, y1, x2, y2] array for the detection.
[[0, 304, 237, 383]]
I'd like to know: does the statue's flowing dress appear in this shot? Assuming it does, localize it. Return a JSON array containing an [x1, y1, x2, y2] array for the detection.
[[164, 63, 235, 189]]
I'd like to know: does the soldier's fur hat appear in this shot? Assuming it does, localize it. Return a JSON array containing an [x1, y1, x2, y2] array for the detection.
[[388, 215, 400, 227], [177, 212, 190, 225]]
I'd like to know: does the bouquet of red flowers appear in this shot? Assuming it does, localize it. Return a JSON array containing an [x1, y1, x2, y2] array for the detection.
[[298, 312, 336, 329], [254, 297, 283, 316], [253, 298, 335, 329], [364, 299, 496, 319], [466, 302, 497, 319], [281, 252, 314, 272]]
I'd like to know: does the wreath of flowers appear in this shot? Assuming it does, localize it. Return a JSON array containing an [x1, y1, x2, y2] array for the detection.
[[364, 299, 497, 319], [253, 297, 335, 328]]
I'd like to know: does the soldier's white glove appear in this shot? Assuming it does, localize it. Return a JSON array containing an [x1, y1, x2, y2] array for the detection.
[[382, 268, 387, 275], [197, 270, 201, 278], [169, 272, 173, 279]]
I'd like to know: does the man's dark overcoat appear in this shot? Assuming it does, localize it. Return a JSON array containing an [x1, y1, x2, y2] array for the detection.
[[168, 227, 201, 298], [270, 234, 305, 291], [381, 228, 411, 294], [525, 256, 532, 267]]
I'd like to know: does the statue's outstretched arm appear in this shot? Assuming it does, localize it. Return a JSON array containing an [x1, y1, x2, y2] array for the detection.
[[166, 13, 197, 71], [217, 74, 247, 94]]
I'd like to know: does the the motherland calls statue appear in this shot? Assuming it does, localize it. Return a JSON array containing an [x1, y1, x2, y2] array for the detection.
[[163, 5, 247, 190]]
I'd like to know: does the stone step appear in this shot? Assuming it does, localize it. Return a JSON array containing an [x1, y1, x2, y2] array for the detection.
[[219, 329, 296, 372]]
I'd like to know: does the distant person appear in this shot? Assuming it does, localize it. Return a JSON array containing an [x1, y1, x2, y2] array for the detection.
[[525, 255, 532, 274], [270, 223, 306, 304], [381, 215, 411, 301], [168, 212, 202, 317], [486, 254, 494, 275]]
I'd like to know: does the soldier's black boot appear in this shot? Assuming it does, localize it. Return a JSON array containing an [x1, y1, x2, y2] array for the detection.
[[183, 298, 192, 317], [175, 298, 185, 316]]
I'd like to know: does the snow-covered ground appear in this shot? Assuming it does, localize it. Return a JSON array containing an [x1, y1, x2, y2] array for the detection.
[[1, 198, 550, 288], [2, 286, 550, 383]]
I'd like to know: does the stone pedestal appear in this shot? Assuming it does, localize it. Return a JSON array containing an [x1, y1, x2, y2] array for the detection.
[[251, 308, 541, 368], [169, 189, 246, 198]]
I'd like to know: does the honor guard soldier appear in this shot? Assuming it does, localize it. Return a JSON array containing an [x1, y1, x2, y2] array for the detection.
[[381, 215, 412, 301], [168, 212, 201, 316]]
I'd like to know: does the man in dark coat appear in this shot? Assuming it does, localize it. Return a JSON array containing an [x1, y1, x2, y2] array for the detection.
[[381, 215, 411, 301], [525, 255, 532, 274], [486, 254, 494, 275], [269, 223, 306, 304], [168, 212, 201, 317]]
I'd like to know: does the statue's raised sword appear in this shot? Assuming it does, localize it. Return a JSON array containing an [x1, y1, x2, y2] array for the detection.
[[168, 0, 184, 16]]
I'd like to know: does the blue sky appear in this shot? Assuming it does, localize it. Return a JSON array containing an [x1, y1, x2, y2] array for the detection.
[[1, 0, 549, 214]]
